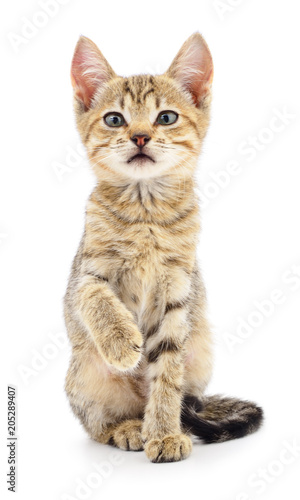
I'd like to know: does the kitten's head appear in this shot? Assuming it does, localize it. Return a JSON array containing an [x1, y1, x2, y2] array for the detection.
[[71, 33, 213, 182]]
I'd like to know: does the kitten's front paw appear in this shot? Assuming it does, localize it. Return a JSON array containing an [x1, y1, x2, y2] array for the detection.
[[144, 434, 192, 463], [100, 325, 143, 371]]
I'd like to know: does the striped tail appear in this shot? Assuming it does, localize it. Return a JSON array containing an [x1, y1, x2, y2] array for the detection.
[[181, 395, 263, 444]]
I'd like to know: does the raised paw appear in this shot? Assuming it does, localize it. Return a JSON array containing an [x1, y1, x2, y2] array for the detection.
[[100, 326, 143, 371], [144, 434, 192, 463], [111, 420, 144, 451]]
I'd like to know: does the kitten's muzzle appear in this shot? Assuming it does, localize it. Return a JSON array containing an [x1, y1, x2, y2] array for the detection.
[[127, 136, 154, 163]]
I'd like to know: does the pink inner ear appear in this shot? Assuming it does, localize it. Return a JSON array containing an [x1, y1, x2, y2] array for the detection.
[[167, 34, 213, 106], [71, 51, 96, 109], [71, 37, 115, 109], [188, 56, 213, 105]]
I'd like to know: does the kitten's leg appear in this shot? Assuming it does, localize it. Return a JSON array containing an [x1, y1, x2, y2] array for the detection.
[[142, 273, 193, 463], [65, 354, 145, 451], [183, 311, 213, 399], [75, 274, 143, 371], [74, 409, 144, 451]]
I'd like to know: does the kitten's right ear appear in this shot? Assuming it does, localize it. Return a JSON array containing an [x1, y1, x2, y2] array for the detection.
[[71, 36, 116, 110]]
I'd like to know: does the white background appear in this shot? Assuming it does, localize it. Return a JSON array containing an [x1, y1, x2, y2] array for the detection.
[[1, 1, 300, 499]]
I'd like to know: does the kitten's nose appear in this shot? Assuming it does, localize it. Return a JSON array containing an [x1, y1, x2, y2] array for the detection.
[[131, 134, 151, 148]]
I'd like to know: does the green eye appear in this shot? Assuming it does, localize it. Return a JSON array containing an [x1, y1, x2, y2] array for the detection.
[[156, 110, 178, 125], [104, 112, 125, 127]]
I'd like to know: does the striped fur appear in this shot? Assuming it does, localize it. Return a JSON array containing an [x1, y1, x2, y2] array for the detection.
[[64, 33, 263, 463], [181, 395, 263, 444]]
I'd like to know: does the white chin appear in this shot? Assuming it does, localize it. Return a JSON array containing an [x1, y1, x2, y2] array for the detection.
[[109, 160, 170, 180]]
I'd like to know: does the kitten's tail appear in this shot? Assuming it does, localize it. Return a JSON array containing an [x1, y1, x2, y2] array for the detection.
[[181, 395, 263, 444]]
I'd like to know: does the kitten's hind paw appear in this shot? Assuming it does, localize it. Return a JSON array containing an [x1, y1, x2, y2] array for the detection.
[[145, 434, 192, 463], [109, 420, 144, 451]]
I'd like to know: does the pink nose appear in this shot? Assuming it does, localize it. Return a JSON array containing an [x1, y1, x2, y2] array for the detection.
[[131, 134, 151, 148]]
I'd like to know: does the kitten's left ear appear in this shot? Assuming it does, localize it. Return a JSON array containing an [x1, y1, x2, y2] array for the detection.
[[166, 32, 213, 106], [71, 36, 116, 110]]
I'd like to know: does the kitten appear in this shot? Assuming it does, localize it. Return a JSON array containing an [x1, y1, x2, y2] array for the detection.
[[64, 33, 263, 463]]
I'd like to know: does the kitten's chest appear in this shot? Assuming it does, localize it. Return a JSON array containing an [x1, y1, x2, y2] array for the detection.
[[85, 217, 197, 329], [110, 225, 176, 330], [116, 226, 163, 321]]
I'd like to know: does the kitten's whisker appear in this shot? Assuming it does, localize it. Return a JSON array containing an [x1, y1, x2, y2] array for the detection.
[[164, 152, 192, 201], [157, 145, 197, 154], [84, 145, 109, 152], [89, 152, 118, 165]]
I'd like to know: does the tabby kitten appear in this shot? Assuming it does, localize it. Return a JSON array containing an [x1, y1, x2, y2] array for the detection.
[[64, 33, 263, 463]]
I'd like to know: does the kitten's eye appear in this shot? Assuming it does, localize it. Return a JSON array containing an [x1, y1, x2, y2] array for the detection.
[[156, 111, 178, 125], [104, 112, 125, 127]]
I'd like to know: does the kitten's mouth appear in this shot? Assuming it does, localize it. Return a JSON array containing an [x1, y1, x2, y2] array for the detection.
[[127, 153, 155, 164]]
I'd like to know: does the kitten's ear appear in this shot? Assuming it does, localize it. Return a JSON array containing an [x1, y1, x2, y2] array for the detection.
[[71, 36, 116, 110], [166, 32, 213, 106]]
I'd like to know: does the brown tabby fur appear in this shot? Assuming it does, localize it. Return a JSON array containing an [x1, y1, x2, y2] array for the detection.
[[64, 33, 263, 463]]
